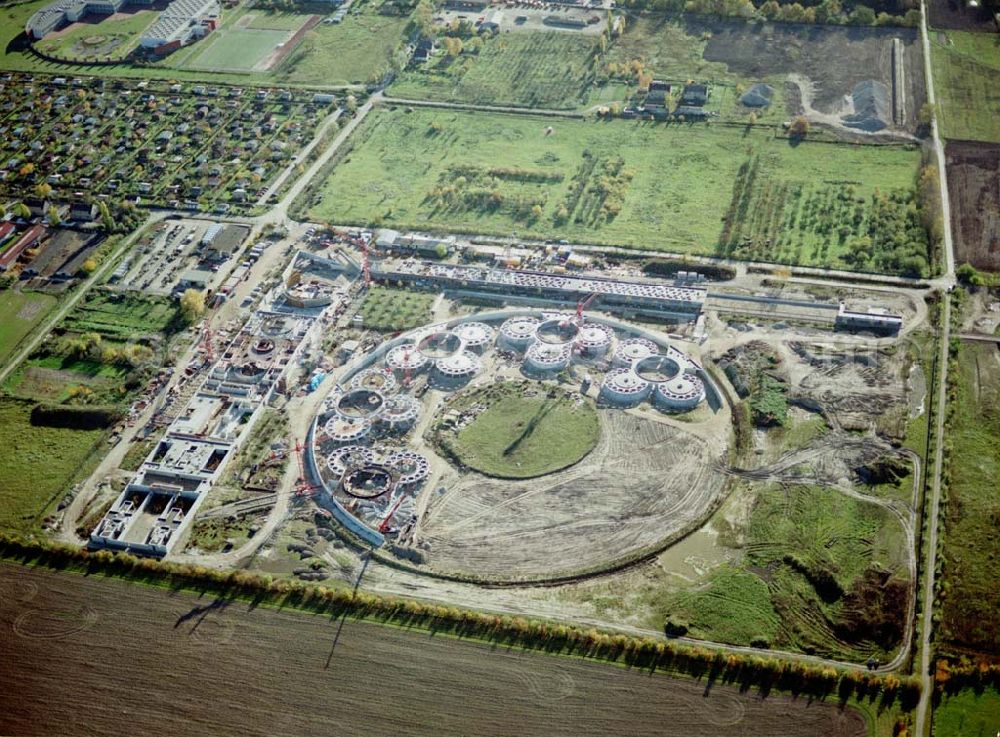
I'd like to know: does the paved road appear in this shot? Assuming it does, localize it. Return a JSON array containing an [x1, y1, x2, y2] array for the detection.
[[260, 92, 380, 226], [914, 293, 951, 737], [0, 212, 167, 386], [381, 95, 589, 119], [919, 1, 957, 283], [256, 107, 345, 207]]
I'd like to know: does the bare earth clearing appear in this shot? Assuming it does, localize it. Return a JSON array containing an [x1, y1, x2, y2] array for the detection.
[[0, 564, 867, 737], [945, 140, 1000, 271], [418, 410, 728, 579]]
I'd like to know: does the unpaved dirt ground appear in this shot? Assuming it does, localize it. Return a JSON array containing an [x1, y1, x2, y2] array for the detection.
[[696, 20, 926, 131], [0, 564, 867, 737], [945, 140, 1000, 271], [417, 409, 728, 580], [927, 0, 1000, 31]]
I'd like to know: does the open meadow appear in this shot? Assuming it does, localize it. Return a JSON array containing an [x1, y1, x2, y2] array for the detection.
[[937, 341, 1000, 657], [359, 285, 434, 331], [929, 30, 1000, 143], [0, 398, 106, 532], [305, 106, 926, 273], [276, 7, 413, 86], [0, 563, 869, 737], [933, 686, 1000, 736]]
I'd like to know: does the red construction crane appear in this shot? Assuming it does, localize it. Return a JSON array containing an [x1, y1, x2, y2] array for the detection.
[[378, 494, 406, 534], [202, 324, 215, 364], [292, 438, 321, 497], [402, 346, 413, 388], [576, 292, 598, 324], [361, 239, 371, 287]]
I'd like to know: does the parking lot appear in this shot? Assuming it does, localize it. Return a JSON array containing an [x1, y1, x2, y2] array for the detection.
[[110, 219, 248, 297]]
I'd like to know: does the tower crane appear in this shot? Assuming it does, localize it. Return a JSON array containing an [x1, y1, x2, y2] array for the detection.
[[292, 438, 322, 497]]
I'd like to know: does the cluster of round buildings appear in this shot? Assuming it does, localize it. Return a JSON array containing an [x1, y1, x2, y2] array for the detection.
[[309, 310, 711, 542]]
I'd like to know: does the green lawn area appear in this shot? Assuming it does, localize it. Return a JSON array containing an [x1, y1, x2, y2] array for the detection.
[[389, 32, 603, 110], [34, 9, 157, 61], [661, 483, 909, 661], [934, 687, 1000, 737], [183, 27, 290, 72], [938, 341, 1000, 656], [0, 290, 57, 368], [930, 30, 1000, 143], [442, 384, 599, 479], [359, 286, 434, 331], [305, 106, 924, 272], [275, 9, 410, 85], [0, 397, 106, 532]]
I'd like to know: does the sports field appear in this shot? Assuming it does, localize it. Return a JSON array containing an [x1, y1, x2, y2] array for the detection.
[[0, 564, 869, 737], [304, 107, 924, 271], [929, 30, 1000, 142], [183, 27, 290, 72]]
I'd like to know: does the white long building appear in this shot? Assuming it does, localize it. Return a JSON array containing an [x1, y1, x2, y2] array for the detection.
[[25, 0, 217, 49]]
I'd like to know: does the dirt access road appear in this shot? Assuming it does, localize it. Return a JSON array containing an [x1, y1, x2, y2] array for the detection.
[[0, 564, 867, 737]]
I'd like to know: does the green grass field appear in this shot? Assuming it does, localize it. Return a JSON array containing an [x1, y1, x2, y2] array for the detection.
[[938, 341, 1000, 656], [183, 27, 289, 72], [306, 106, 924, 271], [389, 32, 602, 110], [34, 9, 156, 61], [0, 290, 57, 368], [244, 9, 315, 31], [934, 686, 1000, 737], [359, 286, 434, 331], [661, 482, 909, 661], [0, 397, 105, 532], [442, 383, 599, 479], [930, 30, 1000, 143], [275, 10, 410, 85]]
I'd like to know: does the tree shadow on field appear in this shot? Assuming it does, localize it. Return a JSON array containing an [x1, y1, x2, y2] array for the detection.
[[174, 597, 233, 633], [324, 548, 373, 669]]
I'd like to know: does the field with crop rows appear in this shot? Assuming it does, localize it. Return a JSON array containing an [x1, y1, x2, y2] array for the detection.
[[0, 564, 869, 737]]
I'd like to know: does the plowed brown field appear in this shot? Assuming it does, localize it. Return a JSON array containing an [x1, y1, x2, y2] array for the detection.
[[0, 564, 867, 737]]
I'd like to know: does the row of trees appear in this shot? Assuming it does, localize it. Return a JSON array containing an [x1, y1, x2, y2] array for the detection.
[[0, 531, 923, 710], [612, 0, 920, 26]]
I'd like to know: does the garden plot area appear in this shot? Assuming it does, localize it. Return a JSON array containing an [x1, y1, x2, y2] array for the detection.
[[305, 106, 925, 273], [946, 140, 1000, 271], [930, 30, 1000, 143], [389, 31, 605, 110], [0, 75, 325, 213]]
